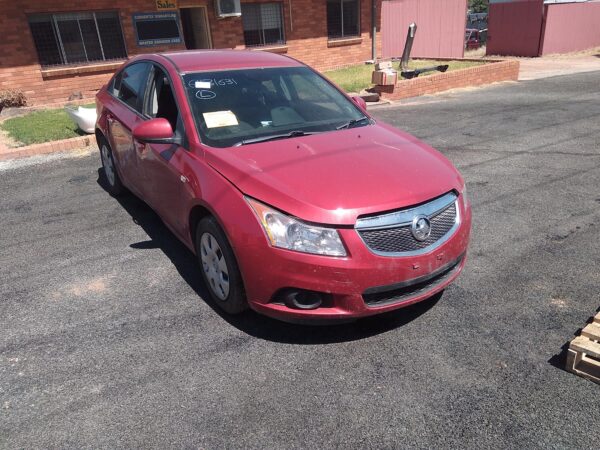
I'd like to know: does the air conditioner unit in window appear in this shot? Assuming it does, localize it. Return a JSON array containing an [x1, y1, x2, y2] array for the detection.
[[216, 0, 241, 18]]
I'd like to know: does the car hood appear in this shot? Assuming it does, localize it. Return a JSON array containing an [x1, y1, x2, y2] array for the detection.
[[205, 123, 463, 225]]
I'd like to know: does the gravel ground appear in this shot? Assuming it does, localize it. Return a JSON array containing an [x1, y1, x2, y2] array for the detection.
[[1, 71, 599, 449]]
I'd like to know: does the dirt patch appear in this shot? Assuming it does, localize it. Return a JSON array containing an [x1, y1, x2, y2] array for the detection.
[[0, 127, 20, 150], [49, 275, 112, 300], [550, 297, 569, 309]]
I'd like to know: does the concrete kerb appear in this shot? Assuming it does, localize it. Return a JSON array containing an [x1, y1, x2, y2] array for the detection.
[[0, 135, 96, 161]]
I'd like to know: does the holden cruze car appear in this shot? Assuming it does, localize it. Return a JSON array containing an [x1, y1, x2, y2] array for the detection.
[[95, 50, 471, 322]]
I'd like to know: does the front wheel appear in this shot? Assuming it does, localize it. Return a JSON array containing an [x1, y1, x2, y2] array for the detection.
[[195, 216, 248, 314]]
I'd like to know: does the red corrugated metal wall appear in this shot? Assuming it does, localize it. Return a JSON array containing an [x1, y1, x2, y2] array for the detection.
[[540, 2, 600, 55], [381, 0, 467, 59], [486, 0, 544, 57]]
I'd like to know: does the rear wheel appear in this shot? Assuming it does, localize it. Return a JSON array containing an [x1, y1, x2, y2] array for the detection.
[[99, 139, 125, 196], [195, 216, 248, 314]]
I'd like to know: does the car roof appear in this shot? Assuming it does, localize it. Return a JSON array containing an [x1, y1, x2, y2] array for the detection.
[[153, 49, 305, 73]]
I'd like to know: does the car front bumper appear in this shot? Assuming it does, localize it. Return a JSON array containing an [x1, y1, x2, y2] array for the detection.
[[234, 199, 472, 321]]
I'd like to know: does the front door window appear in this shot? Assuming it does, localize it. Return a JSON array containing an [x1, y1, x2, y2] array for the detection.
[[147, 66, 180, 133]]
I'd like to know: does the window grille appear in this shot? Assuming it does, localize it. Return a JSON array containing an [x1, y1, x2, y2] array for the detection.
[[28, 11, 127, 68], [326, 0, 360, 39], [241, 3, 285, 47]]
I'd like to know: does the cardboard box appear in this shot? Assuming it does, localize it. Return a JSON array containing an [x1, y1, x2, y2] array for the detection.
[[372, 69, 398, 86], [375, 60, 393, 71]]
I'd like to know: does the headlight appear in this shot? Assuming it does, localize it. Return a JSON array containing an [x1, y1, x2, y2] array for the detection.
[[246, 197, 347, 257]]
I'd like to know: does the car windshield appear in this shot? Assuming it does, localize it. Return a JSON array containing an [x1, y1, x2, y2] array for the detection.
[[182, 67, 369, 148]]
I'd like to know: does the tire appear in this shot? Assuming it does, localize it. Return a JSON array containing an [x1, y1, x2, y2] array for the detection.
[[98, 137, 125, 197], [195, 216, 248, 314]]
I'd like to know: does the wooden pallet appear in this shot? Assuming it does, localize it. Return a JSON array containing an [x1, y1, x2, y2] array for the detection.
[[566, 313, 600, 385]]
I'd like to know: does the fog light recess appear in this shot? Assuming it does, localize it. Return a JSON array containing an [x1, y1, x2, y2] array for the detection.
[[275, 289, 325, 310]]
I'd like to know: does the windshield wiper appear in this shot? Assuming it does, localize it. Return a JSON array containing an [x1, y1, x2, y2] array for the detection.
[[235, 130, 320, 146], [336, 116, 371, 130]]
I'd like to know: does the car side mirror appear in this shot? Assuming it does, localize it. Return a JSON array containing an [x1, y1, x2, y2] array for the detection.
[[133, 118, 182, 145], [351, 95, 367, 111]]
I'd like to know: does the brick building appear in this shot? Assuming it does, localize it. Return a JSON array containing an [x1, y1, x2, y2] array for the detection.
[[0, 0, 382, 105]]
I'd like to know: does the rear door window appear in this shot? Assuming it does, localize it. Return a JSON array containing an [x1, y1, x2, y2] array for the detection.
[[116, 62, 151, 112]]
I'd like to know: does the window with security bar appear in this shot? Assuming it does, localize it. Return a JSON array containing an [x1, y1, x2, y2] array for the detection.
[[326, 0, 360, 39], [241, 3, 285, 47], [28, 11, 127, 68]]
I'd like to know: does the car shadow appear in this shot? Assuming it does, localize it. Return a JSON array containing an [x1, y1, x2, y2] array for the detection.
[[97, 169, 441, 344]]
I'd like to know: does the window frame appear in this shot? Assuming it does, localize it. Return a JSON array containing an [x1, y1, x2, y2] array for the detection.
[[27, 10, 128, 68], [241, 2, 286, 48], [142, 62, 188, 148], [132, 12, 183, 47], [326, 0, 361, 40], [109, 61, 153, 116], [107, 60, 189, 149]]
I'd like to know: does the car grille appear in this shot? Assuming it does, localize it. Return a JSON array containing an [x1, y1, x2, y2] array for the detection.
[[359, 203, 456, 253], [355, 192, 459, 256], [362, 255, 464, 307]]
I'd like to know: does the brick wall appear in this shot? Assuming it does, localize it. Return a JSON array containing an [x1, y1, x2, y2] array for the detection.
[[373, 60, 520, 101], [0, 0, 382, 106], [0, 0, 185, 106]]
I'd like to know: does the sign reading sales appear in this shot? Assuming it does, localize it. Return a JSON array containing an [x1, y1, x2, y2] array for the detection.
[[156, 0, 178, 10]]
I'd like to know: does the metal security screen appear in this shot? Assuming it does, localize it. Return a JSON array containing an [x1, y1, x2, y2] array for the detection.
[[241, 3, 285, 47], [28, 12, 127, 68], [326, 0, 360, 39]]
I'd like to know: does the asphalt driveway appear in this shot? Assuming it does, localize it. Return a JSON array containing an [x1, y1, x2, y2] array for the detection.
[[1, 71, 599, 448]]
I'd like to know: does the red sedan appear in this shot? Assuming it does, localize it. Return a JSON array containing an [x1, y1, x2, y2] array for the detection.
[[95, 50, 471, 322]]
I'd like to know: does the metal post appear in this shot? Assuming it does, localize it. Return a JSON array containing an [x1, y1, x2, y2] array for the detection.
[[371, 0, 377, 61], [93, 13, 106, 61], [76, 17, 89, 63], [53, 15, 68, 65], [400, 22, 417, 72], [398, 21, 448, 80]]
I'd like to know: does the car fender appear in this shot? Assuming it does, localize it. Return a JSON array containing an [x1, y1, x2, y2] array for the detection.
[[178, 152, 265, 257]]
